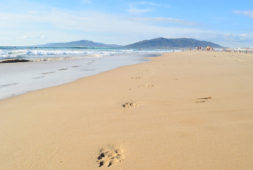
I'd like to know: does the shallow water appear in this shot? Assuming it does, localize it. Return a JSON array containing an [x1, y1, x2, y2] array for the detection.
[[0, 51, 168, 100]]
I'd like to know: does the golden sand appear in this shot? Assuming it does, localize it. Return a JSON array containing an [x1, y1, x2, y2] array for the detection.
[[0, 51, 253, 170]]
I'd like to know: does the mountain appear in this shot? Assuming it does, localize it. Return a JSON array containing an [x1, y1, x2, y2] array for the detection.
[[38, 40, 121, 48], [37, 38, 222, 49], [124, 38, 222, 49]]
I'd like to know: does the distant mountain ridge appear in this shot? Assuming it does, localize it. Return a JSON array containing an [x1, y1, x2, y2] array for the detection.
[[39, 40, 121, 48], [38, 38, 222, 49], [124, 38, 222, 49]]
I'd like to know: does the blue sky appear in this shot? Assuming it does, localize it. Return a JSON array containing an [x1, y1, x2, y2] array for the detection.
[[0, 0, 252, 47]]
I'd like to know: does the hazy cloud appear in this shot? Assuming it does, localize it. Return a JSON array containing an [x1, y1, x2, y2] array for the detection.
[[22, 34, 45, 40], [0, 10, 252, 47], [127, 6, 152, 15], [133, 17, 199, 26], [233, 10, 253, 18], [127, 1, 170, 15]]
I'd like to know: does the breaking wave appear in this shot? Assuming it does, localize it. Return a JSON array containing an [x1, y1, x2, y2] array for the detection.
[[0, 47, 171, 62]]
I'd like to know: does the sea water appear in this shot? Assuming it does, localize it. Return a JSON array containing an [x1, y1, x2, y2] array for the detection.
[[0, 47, 173, 100]]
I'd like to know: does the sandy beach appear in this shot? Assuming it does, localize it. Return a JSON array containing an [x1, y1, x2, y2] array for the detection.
[[0, 51, 253, 170]]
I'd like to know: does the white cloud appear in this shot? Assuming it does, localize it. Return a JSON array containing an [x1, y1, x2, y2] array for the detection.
[[28, 10, 40, 14], [233, 10, 253, 18], [22, 34, 45, 40], [0, 10, 200, 33], [127, 6, 152, 15], [126, 1, 170, 15]]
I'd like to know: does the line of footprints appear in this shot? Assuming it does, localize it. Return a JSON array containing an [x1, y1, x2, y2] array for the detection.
[[97, 72, 212, 168]]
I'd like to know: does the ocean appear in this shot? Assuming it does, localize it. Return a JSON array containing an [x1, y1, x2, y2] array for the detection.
[[0, 47, 174, 100]]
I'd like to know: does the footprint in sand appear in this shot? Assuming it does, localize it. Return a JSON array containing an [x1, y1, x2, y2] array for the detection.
[[131, 76, 142, 80], [32, 76, 45, 79], [0, 83, 18, 88], [58, 68, 68, 71], [87, 60, 96, 65], [195, 96, 212, 103], [82, 68, 96, 71], [139, 83, 155, 88], [42, 71, 55, 75], [97, 145, 125, 167], [122, 101, 137, 108]]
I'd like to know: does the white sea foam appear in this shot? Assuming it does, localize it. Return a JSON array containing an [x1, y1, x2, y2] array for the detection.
[[0, 48, 171, 62], [0, 49, 100, 60]]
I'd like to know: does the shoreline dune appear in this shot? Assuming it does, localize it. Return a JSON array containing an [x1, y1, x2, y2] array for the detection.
[[1, 51, 253, 169]]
